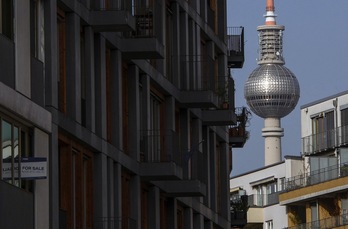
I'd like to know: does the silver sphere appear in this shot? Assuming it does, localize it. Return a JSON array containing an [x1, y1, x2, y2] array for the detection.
[[244, 64, 300, 118]]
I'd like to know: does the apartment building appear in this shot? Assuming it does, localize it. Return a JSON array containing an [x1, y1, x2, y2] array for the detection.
[[0, 0, 246, 229], [279, 91, 348, 228], [230, 156, 302, 229]]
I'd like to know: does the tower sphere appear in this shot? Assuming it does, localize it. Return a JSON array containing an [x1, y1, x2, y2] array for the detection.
[[244, 64, 300, 118]]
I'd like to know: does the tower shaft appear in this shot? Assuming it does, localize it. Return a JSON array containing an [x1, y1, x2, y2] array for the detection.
[[262, 117, 283, 166]]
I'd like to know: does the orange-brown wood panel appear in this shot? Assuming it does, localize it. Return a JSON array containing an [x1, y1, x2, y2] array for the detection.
[[59, 133, 94, 229]]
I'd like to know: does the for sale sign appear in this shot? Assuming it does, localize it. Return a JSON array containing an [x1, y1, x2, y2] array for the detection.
[[2, 157, 47, 180]]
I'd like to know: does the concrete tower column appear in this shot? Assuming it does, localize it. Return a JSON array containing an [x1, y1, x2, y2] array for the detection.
[[262, 117, 284, 166]]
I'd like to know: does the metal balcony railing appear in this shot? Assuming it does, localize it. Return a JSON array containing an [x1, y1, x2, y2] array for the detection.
[[227, 27, 244, 54], [302, 125, 348, 156], [283, 163, 348, 192], [284, 213, 348, 229], [94, 217, 137, 229], [227, 26, 245, 68], [247, 193, 279, 207], [140, 129, 183, 166], [229, 107, 251, 137]]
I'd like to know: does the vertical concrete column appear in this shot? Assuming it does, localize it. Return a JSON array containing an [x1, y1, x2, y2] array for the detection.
[[15, 0, 31, 97], [180, 110, 190, 179], [107, 158, 114, 221], [184, 207, 193, 229], [193, 213, 204, 229], [84, 26, 96, 132], [154, 1, 165, 75], [216, 0, 227, 39], [202, 127, 211, 207], [94, 34, 107, 139], [128, 65, 140, 160], [172, 2, 180, 87], [140, 74, 150, 161], [148, 186, 160, 229], [219, 142, 230, 220], [188, 19, 197, 88], [33, 128, 50, 229], [110, 49, 123, 147], [180, 10, 189, 90], [167, 198, 177, 229], [49, 124, 59, 229], [262, 117, 283, 166], [191, 118, 202, 180], [66, 12, 81, 123], [165, 96, 176, 161], [206, 41, 215, 85], [93, 153, 108, 227], [44, 0, 58, 109], [130, 175, 141, 229], [114, 163, 122, 229], [209, 132, 217, 212]]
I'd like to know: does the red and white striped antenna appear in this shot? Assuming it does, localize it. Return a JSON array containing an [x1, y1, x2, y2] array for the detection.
[[265, 0, 277, 25]]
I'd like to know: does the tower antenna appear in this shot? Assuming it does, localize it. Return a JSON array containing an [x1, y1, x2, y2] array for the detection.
[[265, 0, 276, 25]]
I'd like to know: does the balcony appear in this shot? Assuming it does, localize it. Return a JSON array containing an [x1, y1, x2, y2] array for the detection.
[[229, 107, 251, 147], [280, 163, 348, 205], [178, 56, 225, 108], [140, 130, 183, 181], [202, 78, 239, 125], [302, 125, 348, 156], [152, 180, 206, 197], [248, 193, 280, 207], [230, 195, 248, 227], [283, 163, 348, 192], [121, 6, 164, 59], [284, 213, 348, 229], [89, 6, 136, 32], [227, 27, 245, 68]]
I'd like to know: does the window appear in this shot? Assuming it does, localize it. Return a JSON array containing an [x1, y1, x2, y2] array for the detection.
[[1, 117, 31, 189], [256, 186, 263, 206], [312, 111, 335, 152], [279, 177, 285, 191], [341, 108, 348, 144], [266, 182, 278, 205], [0, 0, 13, 39], [30, 0, 44, 61], [265, 220, 273, 229], [311, 201, 319, 228]]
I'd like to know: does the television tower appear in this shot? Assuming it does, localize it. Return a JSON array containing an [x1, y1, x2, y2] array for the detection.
[[244, 0, 300, 166]]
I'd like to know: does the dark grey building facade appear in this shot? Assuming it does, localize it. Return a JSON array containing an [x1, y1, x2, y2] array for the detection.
[[0, 0, 245, 228]]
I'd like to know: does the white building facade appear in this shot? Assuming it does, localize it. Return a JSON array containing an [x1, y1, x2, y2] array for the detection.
[[230, 157, 302, 228]]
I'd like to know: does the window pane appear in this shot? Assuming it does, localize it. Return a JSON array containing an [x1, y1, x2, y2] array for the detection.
[[2, 120, 12, 181], [1, 0, 14, 39], [13, 126, 19, 186]]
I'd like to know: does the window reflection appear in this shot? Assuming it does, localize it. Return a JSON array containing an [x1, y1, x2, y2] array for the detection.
[[1, 118, 30, 189], [2, 120, 12, 183]]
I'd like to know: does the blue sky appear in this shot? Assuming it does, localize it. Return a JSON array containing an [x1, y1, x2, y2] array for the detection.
[[227, 0, 348, 176]]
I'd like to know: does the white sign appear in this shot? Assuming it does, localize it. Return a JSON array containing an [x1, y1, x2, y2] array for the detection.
[[2, 157, 47, 180]]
